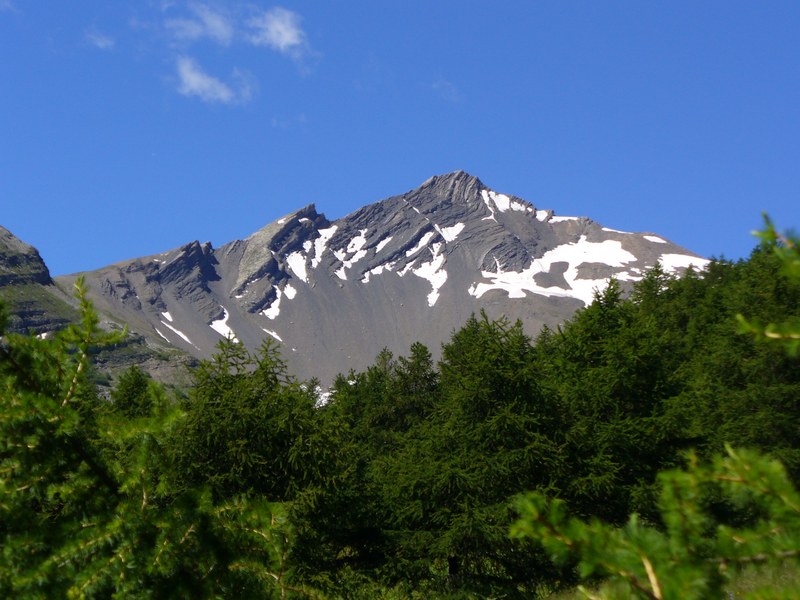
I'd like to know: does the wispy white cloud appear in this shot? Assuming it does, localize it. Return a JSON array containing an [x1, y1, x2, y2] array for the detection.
[[130, 3, 315, 106], [247, 7, 308, 59], [166, 2, 233, 45], [176, 56, 232, 102], [85, 29, 115, 50], [175, 56, 253, 104]]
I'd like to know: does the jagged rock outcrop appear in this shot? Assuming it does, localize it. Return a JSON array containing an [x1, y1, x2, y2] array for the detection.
[[0, 227, 196, 385], [0, 226, 77, 335], [0, 226, 52, 287], [53, 171, 709, 385]]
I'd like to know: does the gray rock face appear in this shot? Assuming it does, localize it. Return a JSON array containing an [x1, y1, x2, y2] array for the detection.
[[0, 226, 52, 287], [56, 171, 710, 385], [0, 226, 78, 335], [0, 228, 194, 386]]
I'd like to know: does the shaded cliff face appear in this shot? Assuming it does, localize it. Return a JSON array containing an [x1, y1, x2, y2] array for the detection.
[[0, 226, 78, 335], [0, 226, 52, 287], [57, 171, 710, 385], [0, 227, 197, 386]]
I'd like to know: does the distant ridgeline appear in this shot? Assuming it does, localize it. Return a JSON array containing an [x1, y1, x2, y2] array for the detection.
[[6, 171, 708, 384]]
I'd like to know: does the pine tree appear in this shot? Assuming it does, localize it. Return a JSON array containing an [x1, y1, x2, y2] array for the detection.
[[0, 279, 319, 598], [512, 218, 800, 599], [373, 313, 564, 595]]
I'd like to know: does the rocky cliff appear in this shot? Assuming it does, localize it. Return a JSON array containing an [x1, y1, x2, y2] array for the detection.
[[55, 171, 709, 385]]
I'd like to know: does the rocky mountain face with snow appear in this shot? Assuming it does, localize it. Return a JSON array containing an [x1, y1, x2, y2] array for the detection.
[[50, 171, 709, 385], [0, 225, 196, 385]]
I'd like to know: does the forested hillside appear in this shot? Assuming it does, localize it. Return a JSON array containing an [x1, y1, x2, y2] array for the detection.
[[2, 230, 799, 598]]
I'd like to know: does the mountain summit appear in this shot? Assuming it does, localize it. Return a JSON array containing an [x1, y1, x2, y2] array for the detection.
[[57, 172, 708, 384]]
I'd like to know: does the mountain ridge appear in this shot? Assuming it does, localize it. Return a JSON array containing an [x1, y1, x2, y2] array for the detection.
[[4, 172, 709, 384]]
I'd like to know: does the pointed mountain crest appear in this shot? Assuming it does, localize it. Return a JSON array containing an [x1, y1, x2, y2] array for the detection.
[[416, 170, 486, 199], [406, 170, 538, 221]]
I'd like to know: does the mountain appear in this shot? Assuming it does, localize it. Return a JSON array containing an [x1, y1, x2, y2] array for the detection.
[[0, 225, 78, 335], [0, 225, 196, 385], [53, 171, 709, 385]]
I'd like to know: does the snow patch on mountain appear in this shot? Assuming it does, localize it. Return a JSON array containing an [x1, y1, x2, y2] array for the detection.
[[263, 328, 283, 342], [161, 311, 173, 322], [469, 236, 638, 305], [262, 287, 283, 319], [312, 225, 337, 268], [210, 307, 238, 342], [481, 190, 498, 221], [362, 261, 395, 283], [345, 232, 369, 265], [492, 192, 512, 211], [332, 229, 370, 280], [480, 189, 531, 216], [375, 236, 393, 253], [407, 231, 436, 257], [659, 253, 710, 272], [398, 258, 417, 277], [410, 242, 448, 306], [347, 229, 369, 254], [286, 251, 308, 283], [160, 319, 196, 347], [644, 235, 667, 244], [438, 222, 465, 242]]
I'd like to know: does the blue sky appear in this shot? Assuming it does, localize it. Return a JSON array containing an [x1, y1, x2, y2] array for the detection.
[[2, 1, 798, 275]]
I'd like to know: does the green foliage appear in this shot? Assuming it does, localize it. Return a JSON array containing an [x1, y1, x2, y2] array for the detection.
[[330, 313, 565, 595], [3, 218, 799, 597], [512, 217, 800, 599], [292, 235, 800, 596], [288, 343, 442, 592], [109, 365, 155, 418], [737, 216, 800, 356], [0, 282, 80, 333], [533, 278, 687, 523], [512, 447, 800, 599], [168, 336, 334, 502], [0, 279, 317, 598]]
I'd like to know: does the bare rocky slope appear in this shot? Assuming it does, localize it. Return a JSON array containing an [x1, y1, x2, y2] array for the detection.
[[0, 225, 78, 335], [0, 226, 195, 386], [53, 171, 709, 385]]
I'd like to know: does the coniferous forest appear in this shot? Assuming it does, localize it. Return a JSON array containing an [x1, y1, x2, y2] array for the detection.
[[2, 225, 800, 599]]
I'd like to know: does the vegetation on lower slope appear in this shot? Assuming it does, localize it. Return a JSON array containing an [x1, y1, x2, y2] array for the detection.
[[1, 221, 799, 598], [0, 282, 79, 334]]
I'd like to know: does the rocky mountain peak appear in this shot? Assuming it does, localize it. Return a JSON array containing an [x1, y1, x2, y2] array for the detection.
[[50, 173, 711, 385], [0, 226, 52, 286], [411, 170, 488, 211], [418, 170, 486, 198]]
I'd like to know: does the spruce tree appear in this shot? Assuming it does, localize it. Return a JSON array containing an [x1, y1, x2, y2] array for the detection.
[[0, 279, 319, 598]]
